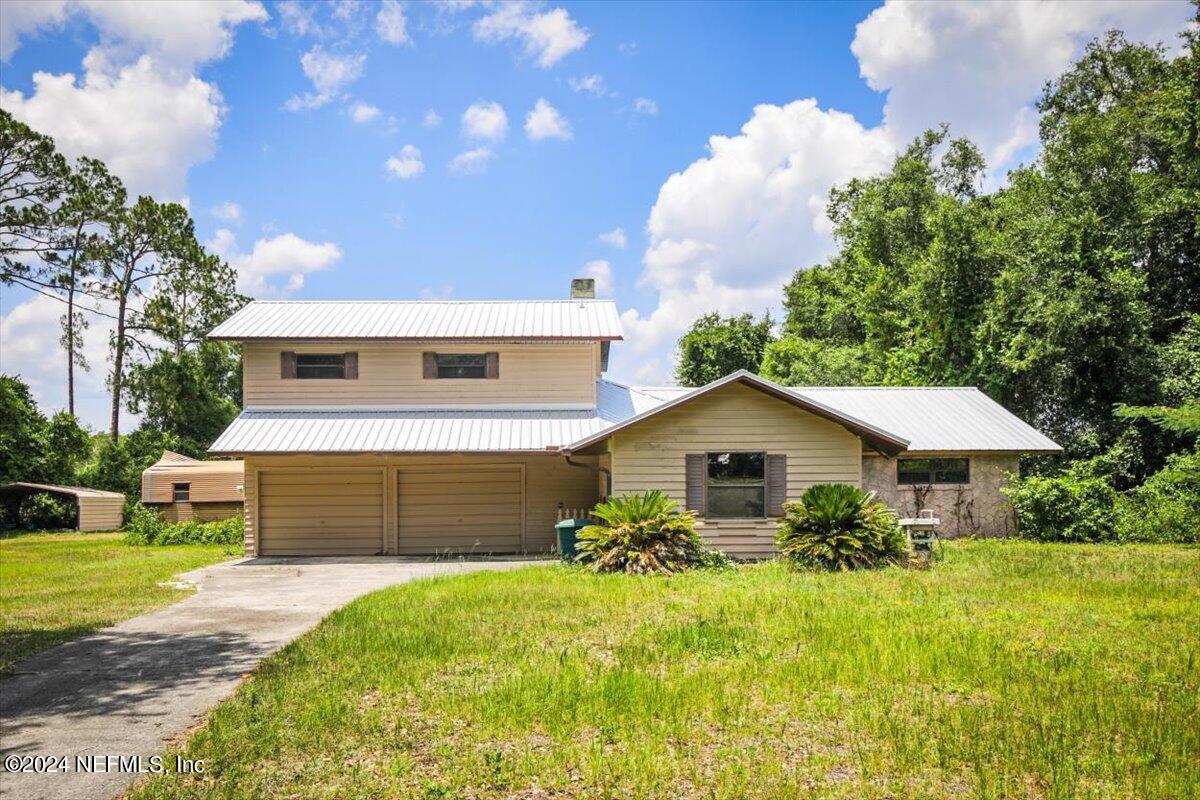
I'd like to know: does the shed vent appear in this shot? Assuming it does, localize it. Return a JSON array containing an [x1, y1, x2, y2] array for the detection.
[[570, 278, 596, 299]]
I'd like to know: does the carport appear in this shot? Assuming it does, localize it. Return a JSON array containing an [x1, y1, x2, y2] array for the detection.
[[0, 483, 125, 531]]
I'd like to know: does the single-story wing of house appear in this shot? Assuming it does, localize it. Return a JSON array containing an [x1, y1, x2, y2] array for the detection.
[[141, 451, 244, 523], [207, 288, 1060, 558]]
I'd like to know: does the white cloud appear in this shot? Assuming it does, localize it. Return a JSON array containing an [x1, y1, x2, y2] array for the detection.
[[285, 46, 366, 110], [599, 227, 627, 249], [423, 109, 442, 127], [211, 201, 242, 223], [419, 285, 455, 300], [851, 0, 1189, 169], [208, 228, 342, 297], [472, 2, 588, 68], [385, 144, 424, 179], [569, 73, 608, 96], [581, 259, 613, 296], [449, 147, 494, 175], [1, 1, 266, 70], [350, 101, 381, 123], [276, 0, 320, 37], [524, 97, 572, 141], [0, 291, 116, 431], [1, 56, 223, 199], [632, 97, 658, 116], [461, 100, 507, 141], [375, 0, 410, 45]]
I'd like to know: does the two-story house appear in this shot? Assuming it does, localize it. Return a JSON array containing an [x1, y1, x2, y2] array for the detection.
[[208, 278, 1059, 557]]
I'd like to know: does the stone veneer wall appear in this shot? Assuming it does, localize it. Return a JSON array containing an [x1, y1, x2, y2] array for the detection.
[[862, 453, 1020, 538]]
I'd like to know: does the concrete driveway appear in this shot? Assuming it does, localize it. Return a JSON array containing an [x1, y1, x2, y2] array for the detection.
[[0, 556, 545, 800]]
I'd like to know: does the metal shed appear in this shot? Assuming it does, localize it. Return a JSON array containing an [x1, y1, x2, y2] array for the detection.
[[0, 483, 125, 531]]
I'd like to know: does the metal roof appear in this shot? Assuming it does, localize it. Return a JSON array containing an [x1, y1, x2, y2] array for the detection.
[[792, 387, 1061, 452], [0, 482, 125, 499], [209, 300, 624, 341]]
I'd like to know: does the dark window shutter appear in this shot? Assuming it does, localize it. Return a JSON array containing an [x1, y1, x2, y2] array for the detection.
[[422, 352, 437, 379], [685, 454, 706, 515], [344, 352, 358, 379], [485, 351, 500, 379], [281, 351, 296, 379], [766, 454, 787, 517]]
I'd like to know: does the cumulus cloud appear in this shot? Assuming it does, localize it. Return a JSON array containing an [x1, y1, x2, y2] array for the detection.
[[212, 201, 242, 223], [208, 229, 342, 297], [598, 227, 627, 248], [1, 56, 223, 199], [385, 144, 424, 179], [461, 100, 507, 141], [569, 73, 608, 96], [0, 0, 69, 61], [615, 0, 1193, 386], [632, 97, 658, 116], [524, 98, 572, 141], [422, 109, 442, 127], [472, 2, 588, 68], [581, 259, 613, 296], [350, 101, 381, 123], [285, 46, 366, 110], [449, 147, 494, 175], [376, 0, 410, 45]]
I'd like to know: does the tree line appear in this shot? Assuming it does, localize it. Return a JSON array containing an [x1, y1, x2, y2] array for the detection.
[[675, 29, 1199, 485], [1, 110, 246, 499]]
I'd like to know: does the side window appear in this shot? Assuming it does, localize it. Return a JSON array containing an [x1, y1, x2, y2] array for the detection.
[[296, 354, 346, 379], [897, 457, 970, 484], [172, 483, 190, 502], [436, 353, 487, 379], [705, 452, 765, 518]]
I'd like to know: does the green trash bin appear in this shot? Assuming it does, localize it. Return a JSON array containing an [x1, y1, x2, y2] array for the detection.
[[555, 518, 591, 562]]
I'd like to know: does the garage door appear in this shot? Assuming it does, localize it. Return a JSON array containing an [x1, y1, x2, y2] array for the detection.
[[259, 470, 384, 555], [397, 467, 523, 555]]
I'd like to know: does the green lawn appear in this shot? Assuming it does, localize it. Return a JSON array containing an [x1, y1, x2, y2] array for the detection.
[[133, 540, 1199, 799], [0, 531, 237, 673]]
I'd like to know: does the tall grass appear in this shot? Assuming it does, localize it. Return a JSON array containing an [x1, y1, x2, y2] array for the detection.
[[133, 541, 1199, 799]]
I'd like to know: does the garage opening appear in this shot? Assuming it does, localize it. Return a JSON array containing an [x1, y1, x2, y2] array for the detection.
[[396, 466, 523, 555], [258, 470, 384, 555]]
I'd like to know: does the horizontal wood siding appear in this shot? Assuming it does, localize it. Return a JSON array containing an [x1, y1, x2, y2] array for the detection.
[[397, 466, 522, 554], [258, 469, 384, 555], [243, 342, 597, 406], [142, 462, 243, 503], [78, 497, 124, 531], [608, 382, 862, 558], [243, 454, 598, 556]]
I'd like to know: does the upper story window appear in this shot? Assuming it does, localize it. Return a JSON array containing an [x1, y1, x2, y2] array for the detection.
[[172, 483, 190, 502], [423, 352, 499, 379], [897, 457, 970, 485], [706, 452, 765, 518], [281, 352, 358, 380]]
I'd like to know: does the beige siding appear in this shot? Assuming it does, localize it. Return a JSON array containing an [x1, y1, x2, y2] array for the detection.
[[78, 497, 124, 531], [259, 469, 385, 555], [607, 382, 862, 558], [397, 466, 523, 554], [243, 454, 598, 557], [863, 452, 1020, 539], [142, 461, 243, 503], [157, 501, 243, 523], [242, 342, 598, 407]]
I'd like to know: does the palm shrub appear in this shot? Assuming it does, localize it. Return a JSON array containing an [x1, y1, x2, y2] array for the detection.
[[776, 483, 909, 571], [575, 490, 728, 575]]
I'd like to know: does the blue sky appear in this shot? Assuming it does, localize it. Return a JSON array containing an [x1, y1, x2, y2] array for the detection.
[[0, 1, 1191, 430]]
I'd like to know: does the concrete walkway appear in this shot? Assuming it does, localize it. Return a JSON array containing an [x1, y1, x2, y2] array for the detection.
[[0, 556, 545, 800]]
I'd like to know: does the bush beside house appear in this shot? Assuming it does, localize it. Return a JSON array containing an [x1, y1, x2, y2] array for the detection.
[[123, 502, 243, 547]]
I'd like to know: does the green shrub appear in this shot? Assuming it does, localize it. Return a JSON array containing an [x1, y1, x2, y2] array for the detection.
[[16, 493, 76, 530], [1003, 467, 1118, 542], [776, 483, 909, 571], [575, 491, 729, 575], [122, 501, 243, 546], [1115, 450, 1200, 543]]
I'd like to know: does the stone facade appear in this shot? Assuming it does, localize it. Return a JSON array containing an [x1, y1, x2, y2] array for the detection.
[[862, 453, 1020, 538]]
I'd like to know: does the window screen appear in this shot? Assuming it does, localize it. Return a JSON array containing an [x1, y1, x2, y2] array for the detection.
[[295, 353, 346, 379], [436, 353, 487, 379], [172, 483, 190, 502], [706, 452, 765, 518], [897, 457, 970, 484]]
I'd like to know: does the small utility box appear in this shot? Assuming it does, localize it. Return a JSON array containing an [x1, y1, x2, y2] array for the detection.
[[554, 518, 592, 562]]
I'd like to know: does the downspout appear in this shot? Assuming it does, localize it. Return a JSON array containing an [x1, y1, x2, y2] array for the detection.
[[562, 452, 612, 498]]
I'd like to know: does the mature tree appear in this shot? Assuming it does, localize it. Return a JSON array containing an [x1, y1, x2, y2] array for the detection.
[[91, 197, 196, 440], [675, 312, 774, 387], [760, 337, 869, 386], [124, 342, 241, 453], [0, 375, 90, 485], [0, 109, 67, 283]]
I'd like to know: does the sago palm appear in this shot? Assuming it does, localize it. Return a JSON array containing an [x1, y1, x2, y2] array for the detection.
[[776, 483, 908, 571], [575, 490, 724, 575]]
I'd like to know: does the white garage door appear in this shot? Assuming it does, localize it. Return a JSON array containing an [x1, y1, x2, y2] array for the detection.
[[259, 470, 384, 555], [396, 467, 523, 555]]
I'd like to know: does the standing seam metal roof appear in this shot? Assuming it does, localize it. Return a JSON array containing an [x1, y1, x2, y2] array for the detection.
[[208, 300, 624, 340]]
